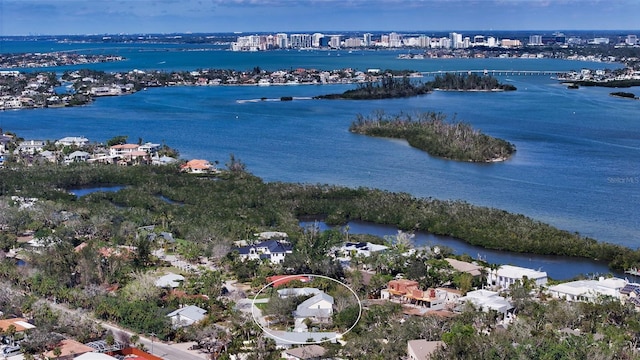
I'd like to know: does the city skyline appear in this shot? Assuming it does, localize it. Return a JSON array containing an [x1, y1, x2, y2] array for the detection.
[[0, 0, 639, 36]]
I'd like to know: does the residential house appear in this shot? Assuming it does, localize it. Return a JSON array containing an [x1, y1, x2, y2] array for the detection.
[[487, 265, 547, 290], [0, 317, 35, 345], [382, 279, 445, 310], [407, 339, 445, 360], [167, 305, 207, 328], [445, 258, 484, 277], [74, 353, 119, 360], [458, 289, 513, 319], [155, 272, 185, 288], [109, 143, 139, 156], [43, 339, 95, 360], [138, 142, 161, 156], [235, 239, 293, 264], [294, 292, 334, 322], [547, 277, 627, 302], [39, 150, 58, 163], [15, 139, 46, 154], [334, 241, 388, 260], [56, 136, 89, 147], [278, 287, 322, 299], [620, 283, 640, 307], [0, 134, 12, 154], [282, 344, 328, 360], [180, 159, 216, 174], [65, 150, 91, 164], [267, 275, 311, 287]]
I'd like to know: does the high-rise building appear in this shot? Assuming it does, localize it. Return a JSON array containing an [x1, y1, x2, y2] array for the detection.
[[418, 35, 430, 48], [529, 35, 543, 46], [344, 37, 362, 48], [276, 33, 288, 48], [289, 34, 313, 49], [363, 33, 372, 47], [389, 32, 402, 47], [312, 33, 324, 48], [449, 32, 463, 48], [626, 35, 638, 46], [329, 35, 342, 49]]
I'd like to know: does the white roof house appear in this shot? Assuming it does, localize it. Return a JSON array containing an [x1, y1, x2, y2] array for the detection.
[[74, 353, 118, 360], [56, 136, 89, 147], [547, 277, 627, 302], [155, 272, 185, 288], [294, 292, 334, 321], [488, 265, 547, 290], [459, 289, 513, 314], [167, 305, 207, 328], [277, 287, 323, 299], [263, 329, 338, 349]]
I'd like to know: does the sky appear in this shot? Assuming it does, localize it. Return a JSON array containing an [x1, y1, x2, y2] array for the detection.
[[0, 0, 639, 36]]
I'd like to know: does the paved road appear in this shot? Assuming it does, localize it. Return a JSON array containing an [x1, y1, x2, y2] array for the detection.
[[48, 302, 207, 360]]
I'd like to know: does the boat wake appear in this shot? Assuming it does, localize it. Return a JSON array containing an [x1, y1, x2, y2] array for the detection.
[[236, 97, 313, 103]]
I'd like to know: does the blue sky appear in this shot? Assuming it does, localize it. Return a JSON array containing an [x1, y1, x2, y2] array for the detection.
[[1, 0, 638, 36]]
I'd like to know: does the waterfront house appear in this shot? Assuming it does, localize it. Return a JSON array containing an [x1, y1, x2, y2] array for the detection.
[[547, 277, 627, 302], [65, 150, 90, 164], [487, 265, 547, 290], [333, 241, 389, 260], [180, 159, 216, 173], [15, 139, 46, 154], [234, 239, 293, 264], [167, 305, 207, 328], [445, 258, 484, 277], [56, 136, 89, 147]]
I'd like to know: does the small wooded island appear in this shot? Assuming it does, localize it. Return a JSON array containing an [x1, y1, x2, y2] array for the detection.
[[349, 111, 516, 162], [610, 91, 637, 99], [315, 73, 516, 100]]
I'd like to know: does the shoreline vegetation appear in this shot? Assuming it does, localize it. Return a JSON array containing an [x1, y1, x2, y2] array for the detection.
[[610, 91, 638, 99], [0, 162, 638, 272], [349, 111, 516, 162], [315, 73, 516, 100]]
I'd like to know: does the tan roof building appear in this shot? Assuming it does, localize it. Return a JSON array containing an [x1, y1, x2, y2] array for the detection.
[[445, 258, 484, 277], [407, 339, 444, 360]]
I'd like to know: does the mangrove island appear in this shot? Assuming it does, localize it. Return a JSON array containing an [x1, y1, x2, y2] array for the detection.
[[349, 111, 516, 162]]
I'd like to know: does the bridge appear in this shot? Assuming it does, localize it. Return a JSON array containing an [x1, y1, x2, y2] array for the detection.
[[420, 70, 566, 76]]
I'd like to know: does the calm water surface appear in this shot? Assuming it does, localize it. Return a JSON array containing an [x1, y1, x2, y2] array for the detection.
[[1, 41, 638, 255]]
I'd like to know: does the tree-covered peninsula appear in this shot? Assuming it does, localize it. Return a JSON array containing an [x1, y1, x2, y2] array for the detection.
[[315, 72, 516, 100], [431, 72, 517, 91], [0, 163, 638, 272], [349, 111, 516, 162]]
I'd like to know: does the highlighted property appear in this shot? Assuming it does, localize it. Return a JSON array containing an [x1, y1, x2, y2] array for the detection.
[[251, 274, 363, 346]]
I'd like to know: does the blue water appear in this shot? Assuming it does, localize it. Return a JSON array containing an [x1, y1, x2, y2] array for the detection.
[[302, 221, 618, 280], [68, 186, 124, 197], [1, 41, 639, 254]]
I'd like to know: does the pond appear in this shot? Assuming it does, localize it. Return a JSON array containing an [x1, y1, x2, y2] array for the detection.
[[300, 220, 621, 281], [68, 185, 125, 197]]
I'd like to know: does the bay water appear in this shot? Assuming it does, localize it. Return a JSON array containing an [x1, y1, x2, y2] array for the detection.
[[1, 41, 639, 277]]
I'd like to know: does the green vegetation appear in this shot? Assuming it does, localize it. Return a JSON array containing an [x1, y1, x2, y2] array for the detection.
[[574, 79, 640, 88], [349, 111, 516, 162], [0, 163, 639, 272], [431, 72, 517, 91], [315, 75, 431, 100], [610, 91, 637, 99], [315, 73, 515, 100]]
